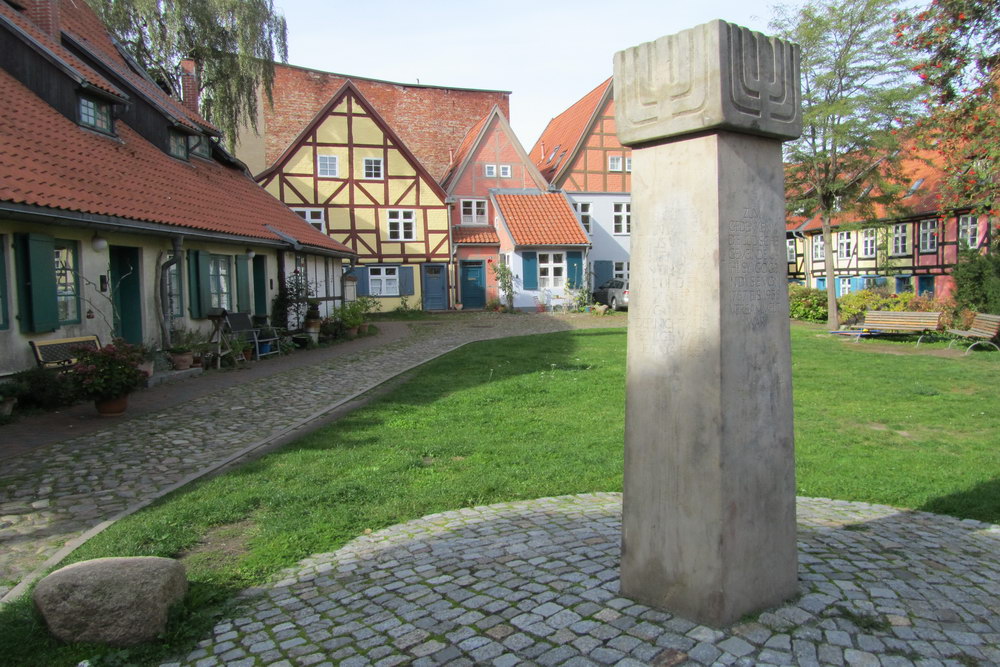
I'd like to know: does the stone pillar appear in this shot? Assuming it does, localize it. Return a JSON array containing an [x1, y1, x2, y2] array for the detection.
[[614, 20, 802, 627]]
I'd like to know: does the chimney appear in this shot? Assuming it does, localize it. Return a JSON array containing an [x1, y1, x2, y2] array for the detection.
[[540, 141, 546, 160], [179, 59, 200, 115], [25, 0, 61, 40]]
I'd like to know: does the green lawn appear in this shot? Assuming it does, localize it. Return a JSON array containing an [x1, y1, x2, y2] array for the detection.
[[2, 324, 997, 665]]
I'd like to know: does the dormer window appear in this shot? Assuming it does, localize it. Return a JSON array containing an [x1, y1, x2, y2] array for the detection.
[[905, 178, 924, 197], [79, 96, 112, 133], [189, 134, 211, 159], [169, 131, 189, 160]]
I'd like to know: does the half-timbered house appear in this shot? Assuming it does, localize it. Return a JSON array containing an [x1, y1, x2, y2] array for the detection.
[[257, 82, 452, 311]]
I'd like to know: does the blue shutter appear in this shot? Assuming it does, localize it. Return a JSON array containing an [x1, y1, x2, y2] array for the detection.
[[522, 251, 538, 290], [815, 277, 826, 291], [235, 255, 251, 312], [850, 277, 863, 293], [354, 266, 369, 296], [567, 251, 583, 288], [399, 266, 414, 295], [593, 260, 613, 288], [14, 233, 58, 333]]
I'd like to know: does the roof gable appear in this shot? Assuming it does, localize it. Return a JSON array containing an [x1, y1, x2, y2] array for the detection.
[[530, 79, 613, 185]]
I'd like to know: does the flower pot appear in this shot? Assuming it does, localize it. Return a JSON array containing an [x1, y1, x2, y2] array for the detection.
[[454, 303, 463, 311], [170, 351, 194, 370], [242, 348, 253, 361], [358, 322, 370, 334], [95, 395, 128, 417], [0, 396, 16, 417], [259, 342, 272, 354], [347, 326, 359, 337], [138, 360, 154, 377], [304, 318, 322, 334]]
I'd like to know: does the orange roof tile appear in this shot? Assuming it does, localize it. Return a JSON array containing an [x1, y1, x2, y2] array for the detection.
[[452, 227, 500, 244], [530, 79, 611, 183], [0, 69, 350, 255], [494, 191, 589, 246]]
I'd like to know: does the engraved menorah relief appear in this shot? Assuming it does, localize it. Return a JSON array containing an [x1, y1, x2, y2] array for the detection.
[[727, 23, 799, 125]]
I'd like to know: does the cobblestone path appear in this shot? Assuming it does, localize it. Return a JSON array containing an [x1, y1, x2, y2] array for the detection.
[[0, 313, 625, 597], [165, 494, 1000, 667]]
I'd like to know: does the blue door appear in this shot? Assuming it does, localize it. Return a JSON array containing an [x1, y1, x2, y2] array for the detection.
[[460, 261, 486, 309], [917, 275, 935, 297], [422, 264, 447, 310]]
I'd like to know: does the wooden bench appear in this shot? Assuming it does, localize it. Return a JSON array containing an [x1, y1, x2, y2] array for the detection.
[[29, 335, 101, 370], [946, 313, 1000, 355], [848, 311, 942, 345]]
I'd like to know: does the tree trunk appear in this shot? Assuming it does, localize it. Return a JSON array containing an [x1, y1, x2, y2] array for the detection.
[[822, 214, 840, 329]]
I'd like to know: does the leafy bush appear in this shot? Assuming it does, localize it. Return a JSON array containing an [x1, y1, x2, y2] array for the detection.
[[952, 242, 1000, 314], [837, 288, 906, 324], [72, 342, 147, 401], [485, 297, 503, 312], [788, 285, 828, 322], [10, 367, 78, 409]]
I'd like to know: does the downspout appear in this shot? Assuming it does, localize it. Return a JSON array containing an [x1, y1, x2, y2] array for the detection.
[[157, 236, 183, 349], [447, 201, 456, 308]]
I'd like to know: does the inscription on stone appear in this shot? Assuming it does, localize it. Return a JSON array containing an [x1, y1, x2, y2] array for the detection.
[[727, 206, 782, 329]]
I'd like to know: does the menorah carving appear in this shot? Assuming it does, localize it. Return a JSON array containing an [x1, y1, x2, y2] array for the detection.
[[614, 20, 801, 146]]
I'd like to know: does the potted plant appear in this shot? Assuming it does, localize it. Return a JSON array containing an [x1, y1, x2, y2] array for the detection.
[[167, 329, 198, 370], [0, 380, 20, 417], [237, 338, 254, 361], [71, 341, 147, 416], [338, 301, 364, 336], [303, 298, 322, 341], [355, 296, 381, 334]]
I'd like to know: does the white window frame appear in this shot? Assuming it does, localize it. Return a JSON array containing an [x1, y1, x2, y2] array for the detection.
[[538, 252, 565, 289], [837, 231, 853, 260], [363, 157, 383, 180], [958, 215, 978, 248], [625, 157, 632, 172], [786, 238, 797, 263], [292, 208, 327, 234], [613, 202, 631, 235], [613, 261, 630, 282], [608, 155, 623, 172], [499, 164, 512, 178], [387, 210, 416, 241], [892, 224, 908, 256], [369, 266, 399, 296], [484, 164, 497, 177], [573, 202, 592, 234], [812, 234, 825, 261], [208, 254, 232, 311], [461, 200, 487, 224], [861, 229, 877, 258], [317, 154, 339, 177], [838, 277, 852, 297], [919, 219, 938, 253]]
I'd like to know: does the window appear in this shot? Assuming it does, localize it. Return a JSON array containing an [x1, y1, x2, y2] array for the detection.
[[786, 238, 796, 262], [812, 234, 825, 260], [837, 231, 853, 260], [369, 266, 399, 296], [166, 260, 183, 318], [388, 210, 415, 241], [208, 254, 231, 310], [861, 276, 882, 289], [317, 154, 339, 177], [919, 219, 938, 253], [499, 165, 512, 178], [895, 276, 912, 293], [958, 215, 978, 248], [614, 261, 630, 282], [292, 208, 326, 233], [363, 157, 383, 179], [613, 203, 631, 234], [188, 134, 211, 158], [461, 200, 487, 224], [861, 229, 877, 258], [625, 157, 632, 172], [905, 178, 925, 197], [79, 96, 111, 132], [608, 155, 623, 172], [892, 224, 908, 255], [538, 252, 565, 289], [573, 202, 592, 234], [484, 164, 497, 177], [838, 277, 852, 297], [54, 241, 80, 324], [168, 131, 189, 160]]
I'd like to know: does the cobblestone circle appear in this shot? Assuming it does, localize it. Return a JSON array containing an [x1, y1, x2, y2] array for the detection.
[[164, 493, 1000, 667], [0, 313, 625, 596]]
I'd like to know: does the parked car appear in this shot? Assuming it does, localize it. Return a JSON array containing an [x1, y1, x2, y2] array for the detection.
[[592, 279, 629, 311]]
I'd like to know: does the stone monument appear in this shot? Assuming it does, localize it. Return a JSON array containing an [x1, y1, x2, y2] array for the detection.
[[614, 20, 801, 627]]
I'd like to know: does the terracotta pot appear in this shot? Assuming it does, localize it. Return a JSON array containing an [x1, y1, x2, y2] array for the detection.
[[95, 395, 128, 417], [170, 351, 194, 370], [347, 326, 359, 336], [0, 397, 16, 417], [304, 318, 322, 334], [358, 322, 370, 334], [243, 348, 253, 361]]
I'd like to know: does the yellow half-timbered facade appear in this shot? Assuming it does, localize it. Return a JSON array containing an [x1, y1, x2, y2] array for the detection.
[[257, 82, 452, 310]]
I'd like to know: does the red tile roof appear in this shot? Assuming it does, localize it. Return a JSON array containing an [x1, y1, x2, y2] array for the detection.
[[452, 227, 500, 244], [494, 191, 589, 246], [530, 79, 611, 183], [0, 69, 351, 255]]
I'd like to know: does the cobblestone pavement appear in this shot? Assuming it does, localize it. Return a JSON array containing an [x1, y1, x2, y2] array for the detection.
[[166, 494, 1000, 667], [0, 313, 626, 597]]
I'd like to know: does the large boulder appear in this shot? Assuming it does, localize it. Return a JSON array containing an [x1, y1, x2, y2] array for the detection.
[[33, 557, 187, 646]]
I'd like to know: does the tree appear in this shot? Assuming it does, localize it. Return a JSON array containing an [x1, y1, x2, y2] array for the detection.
[[771, 0, 924, 328], [898, 0, 1000, 213], [88, 0, 288, 147]]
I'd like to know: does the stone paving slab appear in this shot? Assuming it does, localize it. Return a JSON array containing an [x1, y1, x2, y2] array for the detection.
[[0, 313, 626, 597], [165, 494, 1000, 666]]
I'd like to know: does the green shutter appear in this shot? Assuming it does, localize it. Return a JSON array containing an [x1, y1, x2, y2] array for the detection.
[[187, 249, 204, 318], [235, 255, 251, 312], [14, 233, 59, 333], [567, 251, 583, 288], [252, 255, 268, 317], [522, 252, 538, 290]]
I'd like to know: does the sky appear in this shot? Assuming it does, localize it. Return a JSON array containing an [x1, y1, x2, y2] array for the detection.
[[278, 0, 785, 152]]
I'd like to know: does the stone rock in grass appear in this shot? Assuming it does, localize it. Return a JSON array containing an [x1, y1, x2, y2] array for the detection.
[[33, 557, 187, 646]]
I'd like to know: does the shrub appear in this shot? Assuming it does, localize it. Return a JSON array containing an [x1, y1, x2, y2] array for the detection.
[[788, 285, 828, 322], [485, 297, 502, 312], [71, 342, 147, 401], [10, 367, 78, 409]]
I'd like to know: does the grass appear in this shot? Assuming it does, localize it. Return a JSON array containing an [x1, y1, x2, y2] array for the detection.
[[2, 323, 997, 665]]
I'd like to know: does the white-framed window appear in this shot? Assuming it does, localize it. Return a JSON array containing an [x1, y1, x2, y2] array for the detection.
[[608, 155, 623, 172], [317, 154, 339, 177], [786, 238, 797, 262], [861, 229, 877, 258], [208, 254, 231, 310], [613, 202, 631, 234], [625, 157, 632, 172], [292, 208, 326, 233], [919, 219, 938, 253], [614, 261, 630, 281], [573, 202, 592, 234], [166, 260, 183, 318], [812, 234, 825, 261], [892, 224, 908, 255], [369, 266, 399, 296], [538, 252, 565, 289], [484, 164, 497, 177], [862, 275, 881, 289], [838, 277, 852, 296], [387, 210, 416, 241], [54, 240, 80, 324], [461, 200, 487, 224], [958, 215, 978, 248], [363, 157, 383, 179], [837, 231, 853, 260], [499, 164, 512, 178]]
